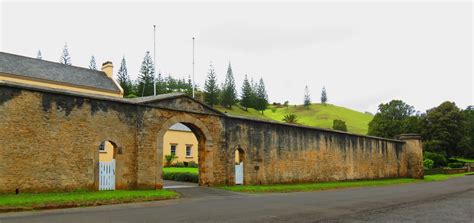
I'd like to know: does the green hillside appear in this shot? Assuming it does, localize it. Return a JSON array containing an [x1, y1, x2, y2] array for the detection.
[[215, 104, 373, 135]]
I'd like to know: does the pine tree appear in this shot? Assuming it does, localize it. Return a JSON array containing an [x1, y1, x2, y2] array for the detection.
[[137, 51, 155, 97], [116, 57, 134, 97], [304, 85, 311, 107], [185, 75, 193, 97], [59, 43, 71, 65], [255, 78, 268, 114], [204, 63, 219, 107], [321, 86, 328, 105], [36, 50, 42, 59], [156, 71, 167, 94], [250, 77, 258, 108], [240, 75, 253, 111], [89, 55, 98, 70], [220, 62, 237, 108]]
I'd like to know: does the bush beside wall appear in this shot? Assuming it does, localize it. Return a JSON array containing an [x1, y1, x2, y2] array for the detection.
[[163, 172, 198, 183]]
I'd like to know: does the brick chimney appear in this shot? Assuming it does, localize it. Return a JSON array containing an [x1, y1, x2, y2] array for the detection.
[[101, 61, 113, 78]]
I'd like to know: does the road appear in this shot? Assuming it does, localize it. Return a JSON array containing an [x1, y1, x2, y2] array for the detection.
[[1, 176, 473, 223]]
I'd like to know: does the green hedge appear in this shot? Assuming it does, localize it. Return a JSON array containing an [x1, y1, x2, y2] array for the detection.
[[424, 152, 447, 168], [163, 172, 198, 183], [447, 163, 464, 168]]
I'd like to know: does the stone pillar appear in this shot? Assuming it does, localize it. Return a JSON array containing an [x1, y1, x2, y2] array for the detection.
[[398, 134, 424, 179]]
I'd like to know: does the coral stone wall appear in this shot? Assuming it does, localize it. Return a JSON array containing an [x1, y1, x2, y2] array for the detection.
[[222, 117, 412, 185], [0, 83, 422, 193]]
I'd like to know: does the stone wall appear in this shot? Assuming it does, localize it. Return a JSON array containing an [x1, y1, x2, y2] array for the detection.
[[222, 117, 416, 185], [0, 83, 423, 193]]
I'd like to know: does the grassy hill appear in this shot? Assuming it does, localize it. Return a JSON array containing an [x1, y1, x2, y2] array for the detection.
[[215, 103, 373, 135]]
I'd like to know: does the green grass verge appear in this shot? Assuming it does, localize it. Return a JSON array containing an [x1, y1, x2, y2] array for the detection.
[[424, 172, 474, 181], [163, 167, 198, 174], [219, 178, 417, 193], [214, 103, 373, 134], [219, 172, 474, 193], [0, 190, 178, 212]]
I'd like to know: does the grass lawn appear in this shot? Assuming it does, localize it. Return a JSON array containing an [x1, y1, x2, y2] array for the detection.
[[215, 103, 373, 135], [0, 189, 178, 212], [455, 158, 474, 163], [219, 172, 474, 193], [163, 167, 198, 174]]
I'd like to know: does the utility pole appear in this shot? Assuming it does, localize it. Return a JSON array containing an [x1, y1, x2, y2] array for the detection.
[[192, 37, 195, 98], [153, 25, 157, 96]]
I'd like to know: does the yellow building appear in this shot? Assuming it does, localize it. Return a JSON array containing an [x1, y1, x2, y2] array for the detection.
[[0, 52, 124, 97], [163, 123, 199, 165]]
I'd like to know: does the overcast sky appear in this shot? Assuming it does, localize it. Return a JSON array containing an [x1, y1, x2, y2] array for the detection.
[[1, 1, 472, 113]]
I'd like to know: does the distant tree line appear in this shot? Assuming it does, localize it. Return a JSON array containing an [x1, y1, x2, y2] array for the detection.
[[368, 100, 474, 160], [116, 51, 194, 98], [203, 62, 269, 114]]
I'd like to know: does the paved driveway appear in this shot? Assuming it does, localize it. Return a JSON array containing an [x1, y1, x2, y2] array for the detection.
[[1, 176, 473, 223]]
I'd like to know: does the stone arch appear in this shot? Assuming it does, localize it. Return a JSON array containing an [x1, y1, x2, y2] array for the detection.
[[156, 114, 214, 186]]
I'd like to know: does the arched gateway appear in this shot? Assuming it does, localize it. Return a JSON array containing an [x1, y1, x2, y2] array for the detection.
[[156, 114, 214, 186]]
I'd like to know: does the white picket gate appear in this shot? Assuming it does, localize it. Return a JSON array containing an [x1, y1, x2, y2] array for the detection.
[[235, 162, 243, 185], [99, 159, 115, 190]]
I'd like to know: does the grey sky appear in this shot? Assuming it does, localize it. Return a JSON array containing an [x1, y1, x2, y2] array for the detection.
[[1, 1, 472, 113]]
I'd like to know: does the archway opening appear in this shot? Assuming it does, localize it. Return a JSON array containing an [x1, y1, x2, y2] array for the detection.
[[162, 122, 203, 187], [234, 148, 245, 185], [98, 140, 117, 190]]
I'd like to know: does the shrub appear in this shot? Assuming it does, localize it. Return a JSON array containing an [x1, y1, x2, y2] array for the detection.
[[447, 163, 464, 168], [271, 107, 277, 113], [164, 154, 177, 167], [187, 161, 198, 168], [423, 158, 434, 169], [448, 158, 466, 165], [282, 114, 298, 124], [333, 119, 347, 132], [174, 162, 185, 168], [423, 152, 447, 168], [162, 172, 198, 183]]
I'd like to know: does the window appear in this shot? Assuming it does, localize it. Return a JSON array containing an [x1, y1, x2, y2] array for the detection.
[[170, 145, 176, 155], [186, 145, 192, 157], [99, 142, 105, 152]]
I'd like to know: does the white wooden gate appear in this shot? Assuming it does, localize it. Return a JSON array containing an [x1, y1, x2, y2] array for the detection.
[[99, 159, 115, 190], [235, 162, 243, 185]]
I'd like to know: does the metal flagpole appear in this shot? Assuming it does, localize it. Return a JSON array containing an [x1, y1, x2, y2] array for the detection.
[[192, 37, 195, 98], [153, 25, 157, 96]]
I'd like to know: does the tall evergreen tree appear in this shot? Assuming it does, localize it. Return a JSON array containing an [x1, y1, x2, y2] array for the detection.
[[59, 43, 72, 65], [240, 75, 253, 111], [321, 86, 328, 105], [155, 70, 167, 94], [304, 85, 311, 107], [368, 100, 416, 138], [89, 55, 97, 70], [116, 57, 134, 97], [204, 63, 219, 107], [137, 51, 155, 97], [220, 62, 237, 108], [185, 75, 193, 97], [254, 78, 268, 114], [36, 50, 42, 59], [421, 101, 466, 157]]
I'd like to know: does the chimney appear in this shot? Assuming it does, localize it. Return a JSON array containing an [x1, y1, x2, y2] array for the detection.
[[101, 61, 113, 78]]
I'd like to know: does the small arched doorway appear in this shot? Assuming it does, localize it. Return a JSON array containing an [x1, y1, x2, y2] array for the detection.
[[234, 148, 245, 185], [98, 140, 117, 190]]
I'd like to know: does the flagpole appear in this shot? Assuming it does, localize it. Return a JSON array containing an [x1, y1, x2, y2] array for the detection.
[[153, 25, 157, 96], [192, 37, 195, 98]]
